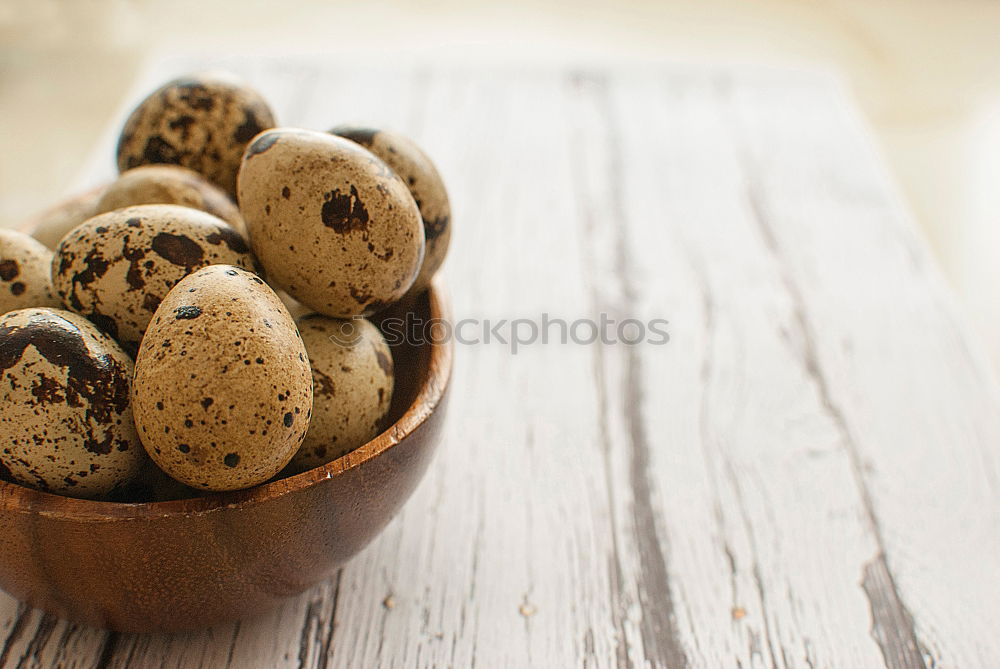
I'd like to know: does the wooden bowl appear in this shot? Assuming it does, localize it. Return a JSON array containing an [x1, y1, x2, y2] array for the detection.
[[0, 283, 452, 633]]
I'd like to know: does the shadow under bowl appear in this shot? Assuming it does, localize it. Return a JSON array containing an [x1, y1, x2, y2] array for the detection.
[[0, 283, 452, 633]]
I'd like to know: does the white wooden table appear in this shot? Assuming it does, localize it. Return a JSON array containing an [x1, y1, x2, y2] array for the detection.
[[2, 58, 999, 668]]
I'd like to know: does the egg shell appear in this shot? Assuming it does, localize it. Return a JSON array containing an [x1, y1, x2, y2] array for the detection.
[[116, 72, 276, 197], [0, 230, 61, 315], [96, 165, 247, 236], [27, 188, 103, 250], [0, 308, 146, 499], [238, 128, 425, 318], [289, 315, 394, 473], [52, 204, 256, 353], [331, 125, 451, 296], [132, 265, 313, 491]]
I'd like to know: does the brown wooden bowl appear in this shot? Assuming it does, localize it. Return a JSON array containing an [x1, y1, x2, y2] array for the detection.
[[0, 282, 452, 633]]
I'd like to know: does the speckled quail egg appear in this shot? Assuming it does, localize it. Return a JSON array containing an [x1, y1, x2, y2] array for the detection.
[[27, 188, 103, 250], [132, 265, 313, 491], [288, 315, 393, 473], [331, 125, 451, 296], [238, 128, 425, 318], [0, 230, 61, 315], [52, 204, 256, 353], [0, 308, 146, 499], [116, 72, 276, 197], [96, 165, 246, 235]]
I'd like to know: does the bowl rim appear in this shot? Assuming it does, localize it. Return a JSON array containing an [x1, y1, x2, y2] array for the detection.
[[0, 281, 453, 520]]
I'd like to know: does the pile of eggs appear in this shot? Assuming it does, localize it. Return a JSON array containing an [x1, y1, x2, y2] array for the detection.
[[0, 72, 450, 501]]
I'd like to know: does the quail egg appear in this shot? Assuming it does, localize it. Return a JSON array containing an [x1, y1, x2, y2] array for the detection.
[[132, 265, 313, 491], [52, 204, 256, 352], [0, 308, 146, 499], [96, 165, 246, 235], [289, 315, 393, 473], [0, 230, 60, 315], [238, 128, 424, 317], [116, 72, 275, 197]]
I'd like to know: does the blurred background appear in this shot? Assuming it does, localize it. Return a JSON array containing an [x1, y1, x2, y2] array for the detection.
[[2, 0, 999, 366]]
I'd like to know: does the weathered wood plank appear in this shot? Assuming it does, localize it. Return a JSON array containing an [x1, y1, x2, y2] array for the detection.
[[727, 72, 1000, 666], [1, 58, 997, 668], [570, 71, 898, 667]]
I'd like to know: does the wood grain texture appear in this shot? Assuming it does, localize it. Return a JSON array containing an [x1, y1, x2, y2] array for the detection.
[[2, 57, 998, 667]]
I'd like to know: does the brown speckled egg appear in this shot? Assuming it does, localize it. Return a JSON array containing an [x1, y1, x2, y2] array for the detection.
[[0, 230, 60, 315], [331, 125, 451, 296], [28, 188, 103, 250], [289, 315, 393, 473], [52, 204, 256, 353], [238, 128, 424, 318], [96, 165, 246, 235], [116, 72, 276, 197], [0, 308, 146, 499], [132, 265, 313, 491]]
